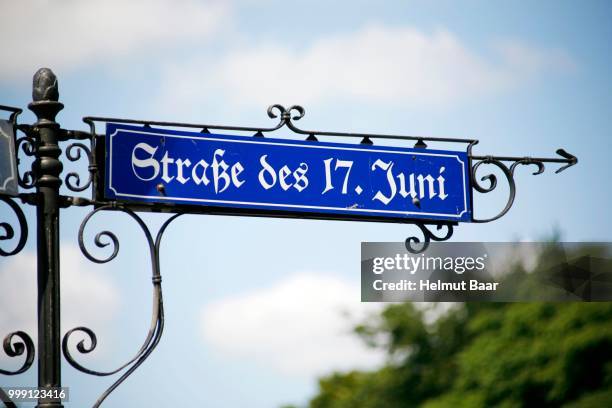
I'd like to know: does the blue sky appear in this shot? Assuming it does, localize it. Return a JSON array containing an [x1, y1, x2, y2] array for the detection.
[[1, 1, 611, 407]]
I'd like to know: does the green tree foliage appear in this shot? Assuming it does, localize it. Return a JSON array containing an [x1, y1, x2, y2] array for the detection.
[[307, 244, 612, 407]]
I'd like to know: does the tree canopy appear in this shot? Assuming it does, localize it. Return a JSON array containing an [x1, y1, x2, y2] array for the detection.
[[305, 243, 612, 407]]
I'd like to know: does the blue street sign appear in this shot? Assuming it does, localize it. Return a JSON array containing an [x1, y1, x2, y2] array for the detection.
[[105, 124, 472, 222]]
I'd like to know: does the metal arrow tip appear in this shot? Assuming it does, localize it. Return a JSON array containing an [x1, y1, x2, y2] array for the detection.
[[555, 149, 578, 173]]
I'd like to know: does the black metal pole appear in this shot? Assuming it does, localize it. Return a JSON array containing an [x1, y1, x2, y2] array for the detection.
[[29, 68, 64, 408]]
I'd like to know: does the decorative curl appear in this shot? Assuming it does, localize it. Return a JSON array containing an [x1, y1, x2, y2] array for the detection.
[[286, 105, 305, 121], [266, 104, 286, 119], [0, 196, 28, 257], [16, 136, 36, 156], [0, 331, 35, 375], [65, 206, 183, 407], [266, 104, 306, 125], [62, 327, 104, 376], [78, 207, 120, 264], [65, 142, 93, 192], [510, 158, 545, 176], [18, 171, 36, 189], [471, 158, 516, 223], [15, 136, 37, 189], [405, 223, 454, 254]]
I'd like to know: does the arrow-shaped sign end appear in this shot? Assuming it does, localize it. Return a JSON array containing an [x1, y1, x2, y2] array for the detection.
[[555, 149, 578, 173]]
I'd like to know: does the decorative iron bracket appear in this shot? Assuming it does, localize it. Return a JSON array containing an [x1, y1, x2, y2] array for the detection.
[[0, 70, 577, 407]]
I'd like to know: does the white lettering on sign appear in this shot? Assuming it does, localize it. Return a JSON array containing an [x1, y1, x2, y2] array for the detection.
[[258, 155, 310, 192], [371, 159, 447, 205], [131, 143, 245, 194], [131, 143, 160, 181], [129, 143, 450, 205]]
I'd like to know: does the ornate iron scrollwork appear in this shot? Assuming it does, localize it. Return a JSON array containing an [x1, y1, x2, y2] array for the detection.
[[0, 331, 35, 376], [82, 104, 577, 256], [0, 196, 28, 257], [0, 106, 36, 407], [64, 142, 94, 192], [470, 157, 516, 223], [405, 223, 455, 254], [15, 134, 38, 189], [470, 149, 577, 224], [63, 205, 182, 407]]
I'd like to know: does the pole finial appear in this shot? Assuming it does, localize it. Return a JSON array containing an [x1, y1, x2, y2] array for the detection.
[[32, 68, 59, 102]]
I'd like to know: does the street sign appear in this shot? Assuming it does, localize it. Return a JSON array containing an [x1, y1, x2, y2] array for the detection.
[[0, 70, 579, 408], [0, 120, 18, 196], [104, 123, 472, 222]]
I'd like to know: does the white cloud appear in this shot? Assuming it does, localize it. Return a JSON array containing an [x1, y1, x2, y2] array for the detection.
[[158, 24, 575, 110], [1, 0, 230, 79], [200, 273, 385, 377], [0, 245, 119, 365]]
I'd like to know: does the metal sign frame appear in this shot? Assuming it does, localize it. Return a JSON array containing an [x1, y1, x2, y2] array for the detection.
[[101, 123, 473, 224], [0, 110, 21, 197]]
